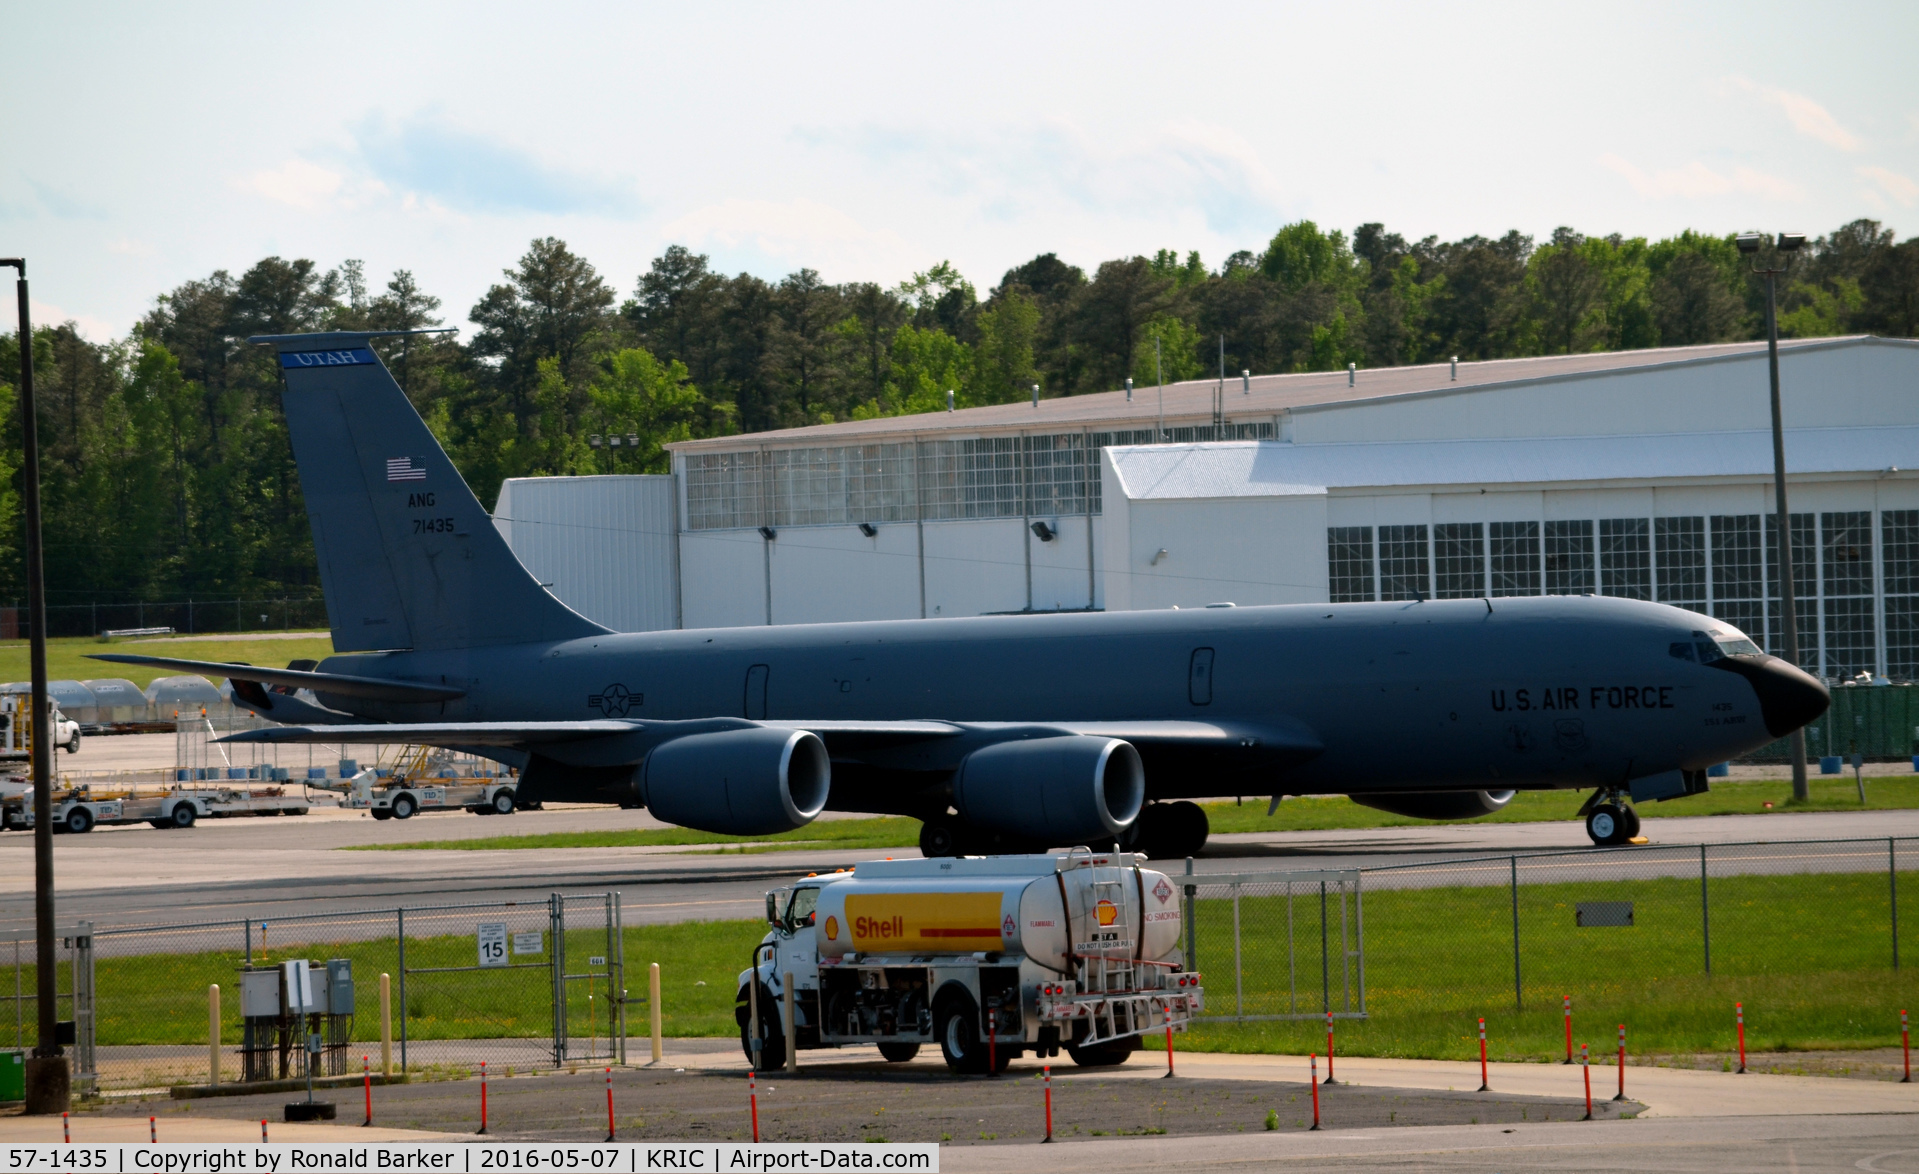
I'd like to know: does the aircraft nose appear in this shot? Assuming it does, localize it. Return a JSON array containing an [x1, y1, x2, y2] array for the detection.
[[1709, 655, 1830, 738]]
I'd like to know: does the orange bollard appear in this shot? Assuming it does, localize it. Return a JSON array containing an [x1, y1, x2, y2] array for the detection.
[[1324, 1011, 1335, 1084], [363, 1055, 372, 1126], [988, 1012, 997, 1077], [605, 1068, 616, 1142], [1309, 1053, 1320, 1130], [1736, 1003, 1747, 1074], [1902, 1010, 1910, 1084], [1477, 1017, 1489, 1091], [477, 1060, 488, 1134], [260, 1120, 268, 1143], [62, 1113, 68, 1143], [1163, 1024, 1175, 1078], [149, 1117, 155, 1143], [1614, 1025, 1627, 1102], [1043, 1065, 1053, 1142], [1563, 995, 1573, 1064], [749, 1070, 760, 1142], [1580, 1044, 1592, 1120]]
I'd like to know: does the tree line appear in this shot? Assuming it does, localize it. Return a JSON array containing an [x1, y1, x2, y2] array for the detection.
[[2, 218, 1916, 610]]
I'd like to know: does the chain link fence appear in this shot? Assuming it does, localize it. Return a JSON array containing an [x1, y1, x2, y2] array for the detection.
[[1184, 836, 1916, 1048], [44, 893, 625, 1091]]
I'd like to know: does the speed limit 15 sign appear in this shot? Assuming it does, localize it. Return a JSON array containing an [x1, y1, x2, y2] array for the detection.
[[477, 922, 508, 968]]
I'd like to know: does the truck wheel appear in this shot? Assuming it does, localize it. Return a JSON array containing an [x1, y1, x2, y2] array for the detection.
[[169, 803, 197, 829], [490, 789, 515, 815], [64, 734, 79, 754], [64, 807, 93, 835], [934, 992, 987, 1074], [738, 986, 786, 1071], [876, 1042, 920, 1063], [390, 793, 418, 820], [1066, 1035, 1139, 1068], [370, 809, 393, 821]]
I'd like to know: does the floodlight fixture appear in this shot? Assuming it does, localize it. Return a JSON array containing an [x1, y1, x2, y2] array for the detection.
[[1776, 232, 1806, 252], [1735, 232, 1764, 254], [857, 522, 877, 538]]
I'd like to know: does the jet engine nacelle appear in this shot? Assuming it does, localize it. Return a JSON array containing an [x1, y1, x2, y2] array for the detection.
[[641, 727, 830, 836], [953, 736, 1146, 845], [1348, 789, 1517, 821]]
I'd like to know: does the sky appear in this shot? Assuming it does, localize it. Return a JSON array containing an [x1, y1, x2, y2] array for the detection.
[[4, 0, 1917, 342]]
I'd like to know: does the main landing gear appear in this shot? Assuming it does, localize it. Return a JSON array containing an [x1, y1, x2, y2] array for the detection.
[[1579, 789, 1641, 847]]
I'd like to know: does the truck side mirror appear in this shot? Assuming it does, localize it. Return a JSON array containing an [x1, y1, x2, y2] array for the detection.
[[765, 893, 780, 925]]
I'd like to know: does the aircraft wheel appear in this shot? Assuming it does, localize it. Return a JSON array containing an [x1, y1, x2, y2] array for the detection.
[[919, 821, 962, 858], [1621, 805, 1641, 839], [390, 793, 418, 820], [169, 803, 196, 829], [934, 991, 987, 1074], [491, 789, 515, 815], [876, 1042, 920, 1062], [1585, 804, 1631, 846], [64, 807, 93, 835]]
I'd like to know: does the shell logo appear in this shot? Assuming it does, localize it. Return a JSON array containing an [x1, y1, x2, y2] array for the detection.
[[824, 915, 839, 940], [1096, 899, 1119, 927]]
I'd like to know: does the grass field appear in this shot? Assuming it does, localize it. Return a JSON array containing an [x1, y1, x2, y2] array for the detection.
[[0, 632, 339, 688], [360, 777, 1919, 855], [52, 868, 1915, 1073]]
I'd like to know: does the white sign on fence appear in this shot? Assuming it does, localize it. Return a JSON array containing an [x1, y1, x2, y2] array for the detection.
[[477, 922, 508, 968], [588, 955, 606, 966], [512, 930, 544, 956]]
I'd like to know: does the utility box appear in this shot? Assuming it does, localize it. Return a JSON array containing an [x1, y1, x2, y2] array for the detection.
[[0, 1051, 22, 1102], [241, 970, 281, 1018], [326, 959, 354, 1015]]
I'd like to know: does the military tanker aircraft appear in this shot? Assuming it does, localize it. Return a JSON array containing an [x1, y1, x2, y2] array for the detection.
[[94, 330, 1829, 853]]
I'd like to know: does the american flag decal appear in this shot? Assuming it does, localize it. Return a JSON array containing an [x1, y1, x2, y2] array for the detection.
[[386, 457, 427, 482]]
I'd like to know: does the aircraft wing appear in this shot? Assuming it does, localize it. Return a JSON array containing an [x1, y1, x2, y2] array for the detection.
[[219, 720, 640, 746], [88, 653, 464, 703]]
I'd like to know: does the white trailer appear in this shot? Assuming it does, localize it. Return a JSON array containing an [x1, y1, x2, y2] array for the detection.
[[0, 782, 312, 834], [736, 849, 1204, 1074]]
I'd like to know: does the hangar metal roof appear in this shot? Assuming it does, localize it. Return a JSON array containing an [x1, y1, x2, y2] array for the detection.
[[1106, 425, 1919, 501], [668, 335, 1907, 454]]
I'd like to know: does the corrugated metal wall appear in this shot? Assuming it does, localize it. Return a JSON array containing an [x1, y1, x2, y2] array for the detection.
[[493, 475, 680, 632]]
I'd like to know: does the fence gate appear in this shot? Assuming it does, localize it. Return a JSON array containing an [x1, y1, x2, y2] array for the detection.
[[0, 925, 95, 1088], [1182, 868, 1365, 1022], [554, 894, 625, 1066]]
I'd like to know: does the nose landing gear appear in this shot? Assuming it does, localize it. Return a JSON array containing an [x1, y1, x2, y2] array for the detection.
[[1579, 789, 1641, 846]]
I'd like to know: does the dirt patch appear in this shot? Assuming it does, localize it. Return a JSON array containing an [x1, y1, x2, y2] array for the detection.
[[93, 1062, 1639, 1144], [1639, 1046, 1912, 1082]]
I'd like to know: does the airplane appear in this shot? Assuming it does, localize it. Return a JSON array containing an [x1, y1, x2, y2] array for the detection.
[[93, 330, 1830, 852]]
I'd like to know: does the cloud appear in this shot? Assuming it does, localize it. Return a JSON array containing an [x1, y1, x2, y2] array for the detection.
[[104, 237, 155, 257], [660, 198, 917, 275], [30, 300, 117, 342], [1859, 165, 1919, 207], [820, 118, 1290, 236], [1600, 154, 1805, 201], [241, 159, 348, 211], [352, 112, 641, 218], [1725, 77, 1862, 151]]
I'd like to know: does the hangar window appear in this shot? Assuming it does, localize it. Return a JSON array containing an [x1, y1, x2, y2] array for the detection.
[[1434, 523, 1485, 598], [1378, 525, 1430, 601], [1489, 521, 1540, 597], [1598, 519, 1651, 600], [1764, 513, 1818, 674], [1710, 515, 1764, 643], [1544, 521, 1595, 595], [1822, 511, 1876, 679], [1327, 527, 1376, 602], [1886, 511, 1919, 680], [1654, 517, 1706, 608]]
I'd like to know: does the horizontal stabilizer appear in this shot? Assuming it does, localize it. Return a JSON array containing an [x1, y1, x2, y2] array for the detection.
[[88, 653, 465, 703]]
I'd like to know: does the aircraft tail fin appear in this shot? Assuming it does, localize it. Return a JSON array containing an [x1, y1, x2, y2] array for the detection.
[[253, 331, 609, 653]]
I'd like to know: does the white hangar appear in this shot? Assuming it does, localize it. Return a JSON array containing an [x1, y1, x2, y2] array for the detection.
[[493, 336, 1919, 682]]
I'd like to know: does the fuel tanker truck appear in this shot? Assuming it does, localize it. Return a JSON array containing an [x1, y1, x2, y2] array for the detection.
[[735, 849, 1204, 1074]]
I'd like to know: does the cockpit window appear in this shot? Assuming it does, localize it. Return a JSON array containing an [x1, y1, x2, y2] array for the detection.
[[1717, 636, 1762, 656], [1689, 629, 1762, 662], [786, 886, 819, 929], [1669, 642, 1696, 662]]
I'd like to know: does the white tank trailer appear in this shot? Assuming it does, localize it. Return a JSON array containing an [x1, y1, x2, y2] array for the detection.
[[737, 849, 1204, 1074]]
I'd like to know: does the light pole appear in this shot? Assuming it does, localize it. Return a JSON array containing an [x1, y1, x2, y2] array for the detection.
[[1, 258, 66, 1111], [1735, 230, 1809, 802]]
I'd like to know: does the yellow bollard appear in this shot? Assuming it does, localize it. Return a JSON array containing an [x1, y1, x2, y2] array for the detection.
[[649, 963, 663, 1064], [782, 972, 797, 1073], [380, 973, 393, 1077], [208, 984, 220, 1087]]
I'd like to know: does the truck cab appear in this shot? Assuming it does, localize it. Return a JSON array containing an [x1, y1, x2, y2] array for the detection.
[[735, 879, 830, 1070]]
